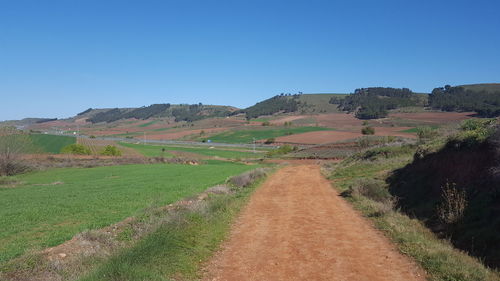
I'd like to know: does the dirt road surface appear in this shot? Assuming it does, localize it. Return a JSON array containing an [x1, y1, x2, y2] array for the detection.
[[204, 165, 426, 281]]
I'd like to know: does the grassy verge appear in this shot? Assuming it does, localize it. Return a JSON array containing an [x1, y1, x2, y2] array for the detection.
[[327, 152, 500, 281], [76, 169, 269, 281], [0, 162, 257, 266]]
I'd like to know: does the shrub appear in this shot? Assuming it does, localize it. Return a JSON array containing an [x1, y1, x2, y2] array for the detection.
[[228, 168, 269, 187], [266, 144, 296, 157], [460, 118, 495, 131], [264, 138, 275, 144], [416, 126, 438, 142], [0, 128, 33, 176], [100, 145, 122, 156], [206, 185, 232, 194], [361, 126, 375, 135], [89, 135, 96, 139], [437, 182, 467, 225], [61, 144, 92, 155], [261, 121, 271, 126], [348, 178, 392, 203], [359, 145, 414, 161], [357, 137, 371, 148]]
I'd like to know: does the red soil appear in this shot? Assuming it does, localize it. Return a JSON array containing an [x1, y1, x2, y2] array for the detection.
[[274, 127, 415, 145], [204, 165, 426, 281], [145, 127, 229, 140], [388, 112, 474, 123]]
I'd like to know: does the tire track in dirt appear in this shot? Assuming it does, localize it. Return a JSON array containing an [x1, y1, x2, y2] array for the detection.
[[204, 165, 427, 281]]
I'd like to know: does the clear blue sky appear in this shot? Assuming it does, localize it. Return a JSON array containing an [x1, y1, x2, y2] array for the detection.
[[1, 0, 499, 121]]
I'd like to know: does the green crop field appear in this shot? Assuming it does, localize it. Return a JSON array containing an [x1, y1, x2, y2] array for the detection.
[[205, 126, 332, 143], [400, 125, 439, 133], [0, 162, 257, 265], [119, 142, 265, 159], [138, 120, 159, 127], [30, 134, 76, 154]]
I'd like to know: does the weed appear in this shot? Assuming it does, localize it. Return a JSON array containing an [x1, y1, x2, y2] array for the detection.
[[348, 178, 392, 203], [228, 168, 270, 187], [437, 182, 467, 225]]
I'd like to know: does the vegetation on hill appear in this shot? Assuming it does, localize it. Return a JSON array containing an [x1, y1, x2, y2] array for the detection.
[[77, 108, 93, 116], [459, 83, 500, 93], [330, 87, 425, 119], [86, 103, 234, 123], [429, 85, 500, 117], [238, 94, 301, 119], [35, 118, 57, 124], [87, 104, 171, 123], [171, 103, 231, 122]]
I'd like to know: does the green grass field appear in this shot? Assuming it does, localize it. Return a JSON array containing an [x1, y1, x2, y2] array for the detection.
[[205, 126, 332, 143], [119, 142, 265, 158], [0, 162, 257, 265], [78, 178, 261, 281], [30, 134, 76, 154]]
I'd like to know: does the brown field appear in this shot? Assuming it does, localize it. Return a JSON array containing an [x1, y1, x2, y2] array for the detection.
[[388, 111, 474, 123], [274, 127, 415, 145], [145, 127, 230, 140], [275, 131, 361, 144], [314, 113, 362, 128], [270, 115, 311, 125]]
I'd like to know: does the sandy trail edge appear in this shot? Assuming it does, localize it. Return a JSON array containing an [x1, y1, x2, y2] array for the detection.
[[203, 165, 427, 281]]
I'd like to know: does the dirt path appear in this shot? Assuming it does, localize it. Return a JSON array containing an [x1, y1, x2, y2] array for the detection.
[[204, 165, 426, 281]]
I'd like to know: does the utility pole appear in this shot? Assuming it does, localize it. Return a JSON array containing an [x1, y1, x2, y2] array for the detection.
[[143, 132, 146, 145], [253, 137, 256, 153]]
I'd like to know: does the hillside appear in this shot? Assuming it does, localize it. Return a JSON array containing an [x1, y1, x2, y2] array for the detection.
[[459, 83, 500, 93], [430, 84, 500, 117], [388, 119, 500, 267], [82, 104, 238, 123], [330, 87, 427, 119]]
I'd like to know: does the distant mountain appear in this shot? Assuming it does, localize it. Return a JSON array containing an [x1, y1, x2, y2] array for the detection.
[[0, 118, 59, 128], [2, 84, 499, 125], [80, 104, 238, 124]]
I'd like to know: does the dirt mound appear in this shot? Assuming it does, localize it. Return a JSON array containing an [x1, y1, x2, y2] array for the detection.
[[204, 165, 426, 281]]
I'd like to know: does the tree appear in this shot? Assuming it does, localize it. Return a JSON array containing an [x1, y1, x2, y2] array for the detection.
[[0, 127, 32, 176], [100, 145, 122, 156], [61, 144, 92, 155], [361, 126, 375, 135]]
